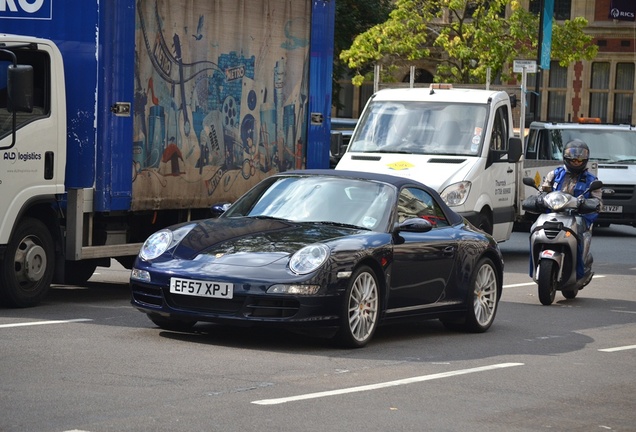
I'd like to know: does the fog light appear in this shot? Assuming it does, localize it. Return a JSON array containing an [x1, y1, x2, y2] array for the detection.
[[267, 284, 320, 295], [131, 268, 151, 282]]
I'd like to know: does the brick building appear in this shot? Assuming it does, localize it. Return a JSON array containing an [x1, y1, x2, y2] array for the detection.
[[335, 0, 636, 125]]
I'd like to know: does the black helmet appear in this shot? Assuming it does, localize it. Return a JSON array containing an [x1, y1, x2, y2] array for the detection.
[[563, 139, 589, 174]]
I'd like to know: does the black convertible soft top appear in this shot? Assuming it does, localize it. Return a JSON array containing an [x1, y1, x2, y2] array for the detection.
[[282, 169, 464, 227]]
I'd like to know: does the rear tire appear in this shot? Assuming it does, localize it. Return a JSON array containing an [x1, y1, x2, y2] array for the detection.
[[562, 289, 579, 299], [442, 257, 499, 333], [538, 260, 557, 305], [0, 218, 54, 308]]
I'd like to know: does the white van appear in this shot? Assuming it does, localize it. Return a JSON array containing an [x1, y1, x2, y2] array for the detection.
[[336, 84, 525, 242]]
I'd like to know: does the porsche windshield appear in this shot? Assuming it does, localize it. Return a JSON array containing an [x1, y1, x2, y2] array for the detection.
[[224, 176, 396, 231], [348, 101, 487, 156]]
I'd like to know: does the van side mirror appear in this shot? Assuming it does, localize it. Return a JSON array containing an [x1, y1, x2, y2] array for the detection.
[[508, 137, 522, 163], [8, 64, 34, 113]]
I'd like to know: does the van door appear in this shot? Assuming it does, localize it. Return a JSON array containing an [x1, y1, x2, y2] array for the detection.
[[486, 104, 517, 241]]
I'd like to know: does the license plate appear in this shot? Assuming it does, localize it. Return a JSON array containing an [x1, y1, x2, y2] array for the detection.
[[170, 277, 234, 299], [601, 205, 622, 213]]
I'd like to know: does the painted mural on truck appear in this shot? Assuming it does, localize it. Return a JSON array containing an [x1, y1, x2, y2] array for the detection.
[[132, 0, 310, 211]]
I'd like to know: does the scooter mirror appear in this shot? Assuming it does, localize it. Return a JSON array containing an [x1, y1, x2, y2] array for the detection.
[[522, 177, 538, 189], [588, 180, 603, 191]]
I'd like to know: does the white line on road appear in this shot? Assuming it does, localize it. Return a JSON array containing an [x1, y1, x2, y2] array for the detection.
[[503, 274, 605, 289], [251, 362, 524, 405], [598, 345, 636, 352], [0, 319, 92, 329]]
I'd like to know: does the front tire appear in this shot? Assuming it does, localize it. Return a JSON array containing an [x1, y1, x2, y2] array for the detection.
[[334, 265, 380, 348], [538, 260, 558, 305], [0, 218, 54, 308], [476, 211, 493, 235]]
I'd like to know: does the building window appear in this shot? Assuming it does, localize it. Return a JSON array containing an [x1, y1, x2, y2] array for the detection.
[[613, 63, 634, 124], [589, 62, 610, 122], [547, 61, 567, 122], [529, 0, 571, 20]]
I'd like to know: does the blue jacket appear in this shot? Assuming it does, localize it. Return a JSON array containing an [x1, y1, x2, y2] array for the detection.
[[551, 166, 599, 227]]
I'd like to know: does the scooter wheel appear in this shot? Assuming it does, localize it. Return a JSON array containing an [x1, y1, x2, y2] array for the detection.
[[537, 260, 557, 306]]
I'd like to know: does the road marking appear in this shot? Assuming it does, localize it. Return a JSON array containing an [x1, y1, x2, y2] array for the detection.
[[251, 362, 524, 405], [611, 310, 636, 314], [503, 275, 605, 289], [0, 319, 92, 329], [598, 345, 636, 353]]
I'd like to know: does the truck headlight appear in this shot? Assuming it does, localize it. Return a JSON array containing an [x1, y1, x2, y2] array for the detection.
[[441, 181, 471, 206]]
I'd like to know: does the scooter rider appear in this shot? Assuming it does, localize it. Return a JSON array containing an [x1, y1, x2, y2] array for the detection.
[[541, 139, 603, 279]]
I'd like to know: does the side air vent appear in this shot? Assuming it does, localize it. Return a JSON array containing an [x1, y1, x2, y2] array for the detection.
[[428, 158, 466, 164], [351, 155, 381, 161]]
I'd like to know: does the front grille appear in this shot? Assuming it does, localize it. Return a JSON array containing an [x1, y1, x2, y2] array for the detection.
[[131, 284, 163, 307], [244, 298, 300, 318], [602, 184, 634, 201], [170, 295, 245, 314], [540, 221, 563, 240]]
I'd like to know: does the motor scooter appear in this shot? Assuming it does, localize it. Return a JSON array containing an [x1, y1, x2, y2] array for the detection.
[[521, 177, 603, 305]]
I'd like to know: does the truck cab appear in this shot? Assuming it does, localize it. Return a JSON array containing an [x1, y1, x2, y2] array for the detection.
[[526, 120, 633, 228], [336, 84, 522, 242]]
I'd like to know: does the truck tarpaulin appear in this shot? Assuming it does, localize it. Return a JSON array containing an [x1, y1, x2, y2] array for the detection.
[[133, 0, 312, 210]]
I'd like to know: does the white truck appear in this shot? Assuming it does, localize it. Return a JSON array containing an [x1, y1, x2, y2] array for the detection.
[[336, 84, 561, 242], [526, 120, 635, 228]]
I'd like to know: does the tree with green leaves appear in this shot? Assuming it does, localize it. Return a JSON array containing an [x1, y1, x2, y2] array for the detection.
[[333, 0, 394, 109], [340, 0, 598, 86]]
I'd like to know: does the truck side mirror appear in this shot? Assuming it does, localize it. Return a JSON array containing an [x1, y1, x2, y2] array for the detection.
[[7, 64, 34, 113], [508, 137, 522, 163]]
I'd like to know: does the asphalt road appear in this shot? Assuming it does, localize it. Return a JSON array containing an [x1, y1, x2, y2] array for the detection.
[[1, 226, 635, 432]]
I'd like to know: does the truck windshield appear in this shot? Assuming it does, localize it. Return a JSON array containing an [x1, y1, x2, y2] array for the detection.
[[348, 101, 487, 156], [549, 129, 636, 164]]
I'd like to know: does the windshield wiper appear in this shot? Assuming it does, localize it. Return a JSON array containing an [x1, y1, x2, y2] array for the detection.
[[604, 159, 636, 164], [312, 221, 370, 230]]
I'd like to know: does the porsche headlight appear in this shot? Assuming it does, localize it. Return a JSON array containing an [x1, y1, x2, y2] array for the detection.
[[441, 181, 471, 206], [289, 244, 330, 275], [543, 191, 570, 211], [139, 230, 173, 261], [139, 224, 197, 261]]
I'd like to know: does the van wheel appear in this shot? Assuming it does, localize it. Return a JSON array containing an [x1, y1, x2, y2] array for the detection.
[[0, 218, 54, 308], [476, 211, 493, 235]]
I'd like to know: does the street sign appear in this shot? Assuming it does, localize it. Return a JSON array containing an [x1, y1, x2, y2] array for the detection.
[[513, 60, 537, 73]]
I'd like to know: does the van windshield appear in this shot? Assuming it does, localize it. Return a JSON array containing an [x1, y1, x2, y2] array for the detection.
[[348, 101, 487, 156], [549, 129, 636, 164]]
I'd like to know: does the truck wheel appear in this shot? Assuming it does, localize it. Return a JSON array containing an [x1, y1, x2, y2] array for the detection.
[[537, 260, 557, 305], [0, 218, 54, 307]]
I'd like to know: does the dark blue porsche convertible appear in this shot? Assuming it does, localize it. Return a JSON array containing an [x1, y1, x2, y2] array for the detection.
[[130, 170, 504, 348]]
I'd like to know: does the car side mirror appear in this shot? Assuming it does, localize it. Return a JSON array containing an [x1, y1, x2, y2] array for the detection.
[[210, 202, 231, 217], [397, 218, 433, 233]]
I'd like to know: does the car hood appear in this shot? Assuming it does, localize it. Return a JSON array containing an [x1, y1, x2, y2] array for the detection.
[[337, 153, 473, 191], [172, 217, 366, 266]]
